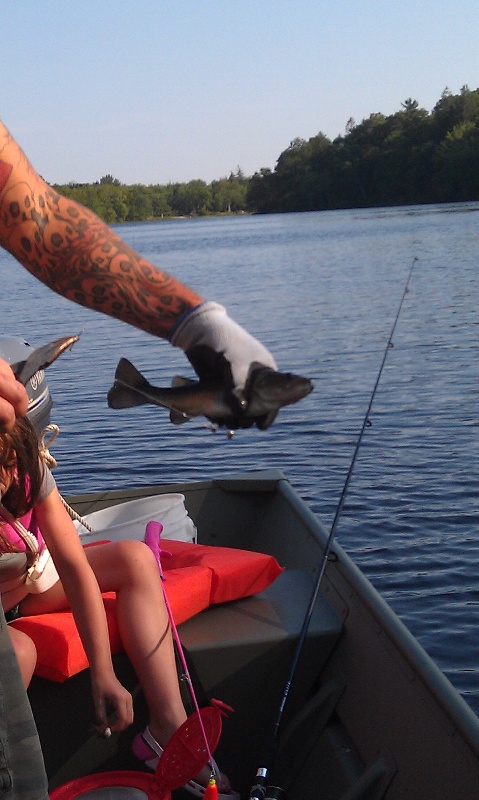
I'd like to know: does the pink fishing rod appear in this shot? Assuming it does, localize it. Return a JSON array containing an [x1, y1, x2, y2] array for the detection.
[[145, 520, 219, 799]]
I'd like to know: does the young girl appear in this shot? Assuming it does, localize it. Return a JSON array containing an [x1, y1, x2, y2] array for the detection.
[[0, 416, 237, 799]]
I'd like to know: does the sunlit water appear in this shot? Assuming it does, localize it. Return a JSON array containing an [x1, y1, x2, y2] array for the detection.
[[2, 204, 478, 713]]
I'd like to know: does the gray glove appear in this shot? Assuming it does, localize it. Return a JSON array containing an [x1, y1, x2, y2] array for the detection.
[[170, 302, 277, 429]]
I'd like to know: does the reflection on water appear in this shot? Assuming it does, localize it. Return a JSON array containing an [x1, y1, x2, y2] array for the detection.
[[2, 204, 478, 713]]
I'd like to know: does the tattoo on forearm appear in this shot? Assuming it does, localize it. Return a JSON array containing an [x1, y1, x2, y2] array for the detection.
[[0, 171, 200, 337]]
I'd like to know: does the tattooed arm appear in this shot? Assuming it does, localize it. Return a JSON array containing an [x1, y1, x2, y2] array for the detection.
[[0, 120, 278, 427], [0, 121, 202, 338]]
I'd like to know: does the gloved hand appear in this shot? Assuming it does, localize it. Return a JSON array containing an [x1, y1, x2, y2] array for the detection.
[[170, 302, 278, 429]]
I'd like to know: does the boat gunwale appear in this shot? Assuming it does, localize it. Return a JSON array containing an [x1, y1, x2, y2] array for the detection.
[[276, 474, 479, 758]]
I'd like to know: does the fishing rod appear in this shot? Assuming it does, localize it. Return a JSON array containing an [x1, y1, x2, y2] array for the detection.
[[248, 257, 418, 800]]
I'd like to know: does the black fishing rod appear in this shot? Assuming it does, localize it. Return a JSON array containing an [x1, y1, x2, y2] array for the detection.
[[248, 257, 418, 800]]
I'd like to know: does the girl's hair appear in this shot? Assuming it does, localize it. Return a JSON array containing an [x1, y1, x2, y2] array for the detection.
[[0, 416, 43, 523]]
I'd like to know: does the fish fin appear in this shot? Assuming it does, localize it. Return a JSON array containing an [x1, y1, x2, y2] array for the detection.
[[169, 409, 190, 425], [256, 409, 279, 430], [114, 358, 150, 387], [107, 358, 154, 409], [172, 375, 196, 388]]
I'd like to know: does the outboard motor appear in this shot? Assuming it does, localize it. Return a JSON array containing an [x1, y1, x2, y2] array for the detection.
[[0, 337, 53, 434]]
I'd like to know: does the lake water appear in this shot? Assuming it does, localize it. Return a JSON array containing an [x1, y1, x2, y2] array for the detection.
[[2, 204, 478, 715]]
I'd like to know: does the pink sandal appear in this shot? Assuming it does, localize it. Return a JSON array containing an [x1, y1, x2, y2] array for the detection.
[[132, 726, 240, 800]]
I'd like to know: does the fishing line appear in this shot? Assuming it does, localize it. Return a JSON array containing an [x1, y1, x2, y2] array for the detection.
[[248, 256, 418, 800]]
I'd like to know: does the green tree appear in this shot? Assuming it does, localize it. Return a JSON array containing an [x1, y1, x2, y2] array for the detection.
[[434, 121, 479, 201], [173, 180, 212, 216], [246, 168, 276, 213], [401, 98, 419, 112], [126, 185, 153, 221], [150, 186, 172, 218], [99, 175, 121, 186], [211, 177, 247, 212]]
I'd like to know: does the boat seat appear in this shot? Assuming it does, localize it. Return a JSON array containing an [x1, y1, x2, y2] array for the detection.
[[180, 568, 342, 700], [11, 540, 284, 682]]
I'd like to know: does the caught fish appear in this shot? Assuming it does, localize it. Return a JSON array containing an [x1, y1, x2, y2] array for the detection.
[[12, 334, 81, 385], [107, 358, 313, 429]]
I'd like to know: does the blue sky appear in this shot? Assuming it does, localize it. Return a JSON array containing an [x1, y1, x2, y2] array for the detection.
[[2, 1, 478, 185]]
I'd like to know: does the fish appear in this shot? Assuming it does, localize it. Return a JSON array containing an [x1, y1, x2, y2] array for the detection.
[[12, 334, 81, 385], [107, 357, 313, 429]]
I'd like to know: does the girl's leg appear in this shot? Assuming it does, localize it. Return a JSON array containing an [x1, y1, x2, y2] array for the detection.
[[20, 540, 233, 793], [8, 627, 37, 687], [19, 540, 186, 740], [85, 540, 187, 744]]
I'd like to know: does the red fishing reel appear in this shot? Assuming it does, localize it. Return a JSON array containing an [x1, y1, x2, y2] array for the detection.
[[50, 706, 223, 800]]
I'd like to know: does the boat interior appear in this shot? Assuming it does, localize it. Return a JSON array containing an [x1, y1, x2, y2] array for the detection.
[[25, 471, 479, 800]]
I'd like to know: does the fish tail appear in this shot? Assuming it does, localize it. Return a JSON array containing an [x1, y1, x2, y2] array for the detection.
[[107, 384, 148, 409], [107, 358, 152, 409]]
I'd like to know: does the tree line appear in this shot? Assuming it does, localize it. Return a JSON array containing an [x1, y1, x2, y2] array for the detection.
[[53, 86, 479, 221], [247, 86, 479, 212], [53, 170, 249, 223]]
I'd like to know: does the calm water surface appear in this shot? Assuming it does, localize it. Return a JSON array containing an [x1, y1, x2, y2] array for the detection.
[[2, 205, 478, 713]]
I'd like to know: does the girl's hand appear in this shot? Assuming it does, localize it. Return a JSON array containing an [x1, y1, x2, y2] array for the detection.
[[90, 671, 134, 735]]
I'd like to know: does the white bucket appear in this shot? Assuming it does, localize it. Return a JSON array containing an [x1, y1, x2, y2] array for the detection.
[[73, 493, 196, 544]]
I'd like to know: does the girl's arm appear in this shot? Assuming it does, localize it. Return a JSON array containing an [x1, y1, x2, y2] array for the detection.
[[34, 486, 133, 733]]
